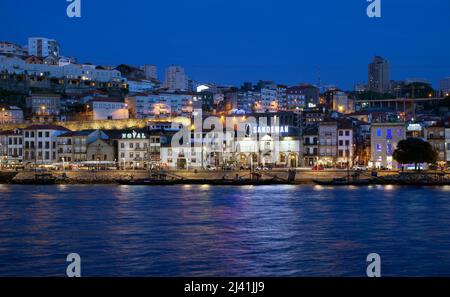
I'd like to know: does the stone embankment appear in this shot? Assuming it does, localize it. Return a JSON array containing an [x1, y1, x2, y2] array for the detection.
[[4, 169, 400, 185]]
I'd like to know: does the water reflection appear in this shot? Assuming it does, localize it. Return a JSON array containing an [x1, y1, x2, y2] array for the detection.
[[0, 185, 450, 276]]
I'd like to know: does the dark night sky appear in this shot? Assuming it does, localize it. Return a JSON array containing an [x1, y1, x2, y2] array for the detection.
[[1, 0, 449, 89]]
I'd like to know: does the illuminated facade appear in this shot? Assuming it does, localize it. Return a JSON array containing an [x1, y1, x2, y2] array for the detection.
[[370, 122, 406, 169]]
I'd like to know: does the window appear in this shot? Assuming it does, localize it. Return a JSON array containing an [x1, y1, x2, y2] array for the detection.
[[345, 131, 350, 136], [339, 131, 343, 136], [386, 129, 392, 140], [129, 143, 134, 149], [120, 152, 125, 158], [339, 140, 343, 146], [38, 132, 43, 138], [45, 132, 50, 138], [345, 140, 350, 146], [120, 143, 125, 149], [377, 128, 382, 137]]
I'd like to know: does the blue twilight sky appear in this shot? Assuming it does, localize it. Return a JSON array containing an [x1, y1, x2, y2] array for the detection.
[[0, 0, 449, 89]]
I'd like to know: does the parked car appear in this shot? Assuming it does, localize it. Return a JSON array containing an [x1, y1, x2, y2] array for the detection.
[[352, 165, 367, 171], [206, 165, 217, 171]]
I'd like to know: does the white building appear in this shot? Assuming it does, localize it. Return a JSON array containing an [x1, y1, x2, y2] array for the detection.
[[337, 122, 354, 167], [91, 98, 129, 120], [0, 106, 24, 124], [6, 129, 23, 165], [163, 65, 188, 91], [0, 55, 123, 83], [23, 125, 70, 165], [118, 130, 150, 169], [370, 122, 406, 169], [28, 37, 60, 57], [126, 92, 193, 118], [0, 41, 27, 57], [127, 79, 157, 94]]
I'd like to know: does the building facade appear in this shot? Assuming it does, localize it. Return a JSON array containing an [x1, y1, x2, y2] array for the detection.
[[28, 37, 60, 58], [370, 122, 406, 169], [23, 125, 69, 165], [368, 56, 391, 93]]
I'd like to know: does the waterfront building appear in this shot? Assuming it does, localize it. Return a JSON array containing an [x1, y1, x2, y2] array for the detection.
[[117, 129, 150, 169], [368, 56, 390, 94], [0, 130, 9, 166], [86, 138, 116, 164], [446, 128, 450, 166], [318, 121, 338, 167], [23, 125, 70, 165], [336, 120, 354, 168], [370, 122, 406, 169], [302, 125, 319, 167], [424, 125, 446, 166], [28, 37, 60, 58], [0, 129, 23, 167], [0, 106, 24, 124], [57, 130, 109, 163], [91, 97, 129, 120], [158, 112, 301, 169]]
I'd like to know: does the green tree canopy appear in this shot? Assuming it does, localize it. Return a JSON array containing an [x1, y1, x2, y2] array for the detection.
[[393, 138, 437, 170]]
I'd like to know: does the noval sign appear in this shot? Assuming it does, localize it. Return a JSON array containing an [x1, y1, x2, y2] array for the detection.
[[122, 131, 147, 139]]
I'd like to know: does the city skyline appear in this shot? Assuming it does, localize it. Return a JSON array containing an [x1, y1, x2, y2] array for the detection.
[[1, 0, 449, 89]]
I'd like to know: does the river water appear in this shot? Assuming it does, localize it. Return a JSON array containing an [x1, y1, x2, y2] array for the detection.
[[0, 184, 450, 276]]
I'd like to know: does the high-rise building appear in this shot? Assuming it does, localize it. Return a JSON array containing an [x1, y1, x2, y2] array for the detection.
[[142, 64, 158, 80], [163, 65, 188, 91], [28, 37, 60, 58], [368, 56, 390, 94]]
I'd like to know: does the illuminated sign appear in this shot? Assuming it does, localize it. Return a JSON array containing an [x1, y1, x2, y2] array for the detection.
[[407, 124, 422, 131], [247, 125, 289, 135], [122, 130, 147, 139]]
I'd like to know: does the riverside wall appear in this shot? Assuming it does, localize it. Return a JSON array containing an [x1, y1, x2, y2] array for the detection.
[[7, 170, 400, 184]]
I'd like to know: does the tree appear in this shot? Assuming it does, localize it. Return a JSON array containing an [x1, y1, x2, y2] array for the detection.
[[393, 138, 437, 171]]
